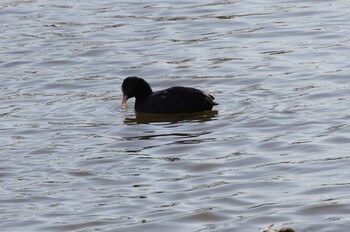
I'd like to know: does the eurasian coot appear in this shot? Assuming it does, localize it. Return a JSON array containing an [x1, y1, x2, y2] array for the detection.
[[121, 76, 218, 114]]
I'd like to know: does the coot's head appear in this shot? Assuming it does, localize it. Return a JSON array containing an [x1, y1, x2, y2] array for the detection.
[[122, 77, 153, 108], [279, 227, 295, 232]]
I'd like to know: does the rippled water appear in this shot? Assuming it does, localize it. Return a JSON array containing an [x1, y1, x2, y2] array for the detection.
[[1, 0, 350, 231]]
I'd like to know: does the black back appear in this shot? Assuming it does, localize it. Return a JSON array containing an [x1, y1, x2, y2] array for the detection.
[[135, 86, 217, 114]]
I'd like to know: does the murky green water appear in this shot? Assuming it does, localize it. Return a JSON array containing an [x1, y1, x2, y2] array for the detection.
[[1, 1, 350, 231]]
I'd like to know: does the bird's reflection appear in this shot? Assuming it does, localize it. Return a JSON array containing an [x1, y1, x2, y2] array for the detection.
[[124, 110, 218, 124]]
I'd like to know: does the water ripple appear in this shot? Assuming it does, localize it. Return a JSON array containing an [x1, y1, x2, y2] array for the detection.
[[1, 0, 350, 232]]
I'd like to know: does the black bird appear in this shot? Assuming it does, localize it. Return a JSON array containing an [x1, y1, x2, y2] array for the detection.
[[121, 76, 218, 114]]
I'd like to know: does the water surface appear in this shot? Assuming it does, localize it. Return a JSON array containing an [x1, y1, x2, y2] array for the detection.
[[1, 0, 350, 231]]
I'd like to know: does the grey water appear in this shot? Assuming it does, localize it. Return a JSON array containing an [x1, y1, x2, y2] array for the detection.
[[1, 0, 350, 231]]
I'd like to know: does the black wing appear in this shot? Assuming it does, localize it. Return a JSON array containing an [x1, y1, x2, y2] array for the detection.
[[136, 86, 217, 114]]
